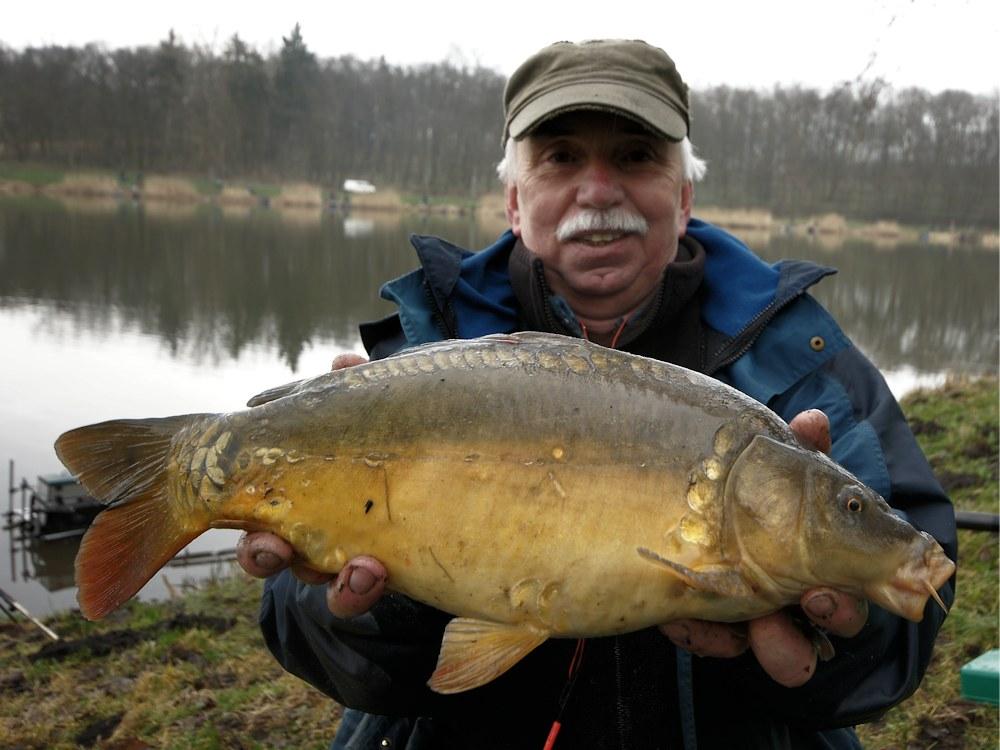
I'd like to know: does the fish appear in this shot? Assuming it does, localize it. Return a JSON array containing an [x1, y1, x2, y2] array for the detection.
[[55, 331, 955, 694]]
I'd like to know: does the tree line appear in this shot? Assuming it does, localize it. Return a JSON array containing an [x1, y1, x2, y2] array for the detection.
[[0, 27, 996, 227]]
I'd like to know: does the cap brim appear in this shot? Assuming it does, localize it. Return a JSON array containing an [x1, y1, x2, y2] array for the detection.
[[507, 82, 688, 143]]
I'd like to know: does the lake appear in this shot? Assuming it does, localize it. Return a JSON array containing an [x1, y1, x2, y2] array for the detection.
[[1, 197, 996, 618]]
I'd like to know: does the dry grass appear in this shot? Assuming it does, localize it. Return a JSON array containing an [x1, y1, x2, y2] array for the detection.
[[475, 191, 506, 217], [694, 206, 773, 230], [275, 182, 323, 208], [0, 179, 36, 196], [0, 575, 342, 749], [345, 187, 404, 211], [978, 232, 998, 251], [42, 173, 121, 198], [141, 176, 201, 203], [217, 185, 257, 206], [809, 213, 849, 234]]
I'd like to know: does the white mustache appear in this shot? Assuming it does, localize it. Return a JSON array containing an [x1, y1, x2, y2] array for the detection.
[[556, 209, 649, 242]]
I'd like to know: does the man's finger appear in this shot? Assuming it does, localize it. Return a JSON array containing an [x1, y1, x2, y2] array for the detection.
[[326, 556, 388, 618], [660, 619, 748, 658], [789, 409, 831, 454], [332, 353, 368, 371], [236, 531, 295, 578], [748, 611, 818, 687], [802, 588, 869, 638]]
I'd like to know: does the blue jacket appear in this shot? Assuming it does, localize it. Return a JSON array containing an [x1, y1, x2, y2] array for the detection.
[[261, 221, 956, 749]]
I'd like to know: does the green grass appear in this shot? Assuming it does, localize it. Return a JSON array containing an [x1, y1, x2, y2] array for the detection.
[[0, 380, 994, 748], [190, 177, 224, 196], [0, 575, 339, 749], [857, 377, 998, 750], [402, 191, 477, 209], [0, 161, 66, 186], [246, 182, 282, 199]]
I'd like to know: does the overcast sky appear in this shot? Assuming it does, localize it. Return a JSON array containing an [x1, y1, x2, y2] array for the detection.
[[4, 0, 998, 94]]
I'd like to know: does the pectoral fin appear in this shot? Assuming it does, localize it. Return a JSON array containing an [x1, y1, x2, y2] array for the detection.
[[428, 618, 550, 694], [637, 547, 754, 598]]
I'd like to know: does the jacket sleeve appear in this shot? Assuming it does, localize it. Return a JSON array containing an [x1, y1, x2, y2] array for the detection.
[[701, 342, 956, 729], [260, 571, 455, 716]]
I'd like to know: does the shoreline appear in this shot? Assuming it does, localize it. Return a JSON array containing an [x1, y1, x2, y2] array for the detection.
[[0, 170, 996, 251]]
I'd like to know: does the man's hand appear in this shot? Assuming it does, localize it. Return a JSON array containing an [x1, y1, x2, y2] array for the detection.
[[659, 409, 869, 687], [236, 532, 388, 617], [235, 351, 389, 618]]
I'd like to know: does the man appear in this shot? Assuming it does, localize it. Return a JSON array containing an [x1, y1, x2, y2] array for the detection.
[[238, 40, 956, 749]]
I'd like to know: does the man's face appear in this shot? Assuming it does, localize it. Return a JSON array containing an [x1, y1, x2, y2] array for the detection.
[[505, 111, 692, 319]]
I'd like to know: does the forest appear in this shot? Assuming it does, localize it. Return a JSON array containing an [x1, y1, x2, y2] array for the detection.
[[0, 26, 997, 227]]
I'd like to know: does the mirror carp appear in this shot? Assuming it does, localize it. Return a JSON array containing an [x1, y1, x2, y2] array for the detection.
[[55, 332, 954, 693]]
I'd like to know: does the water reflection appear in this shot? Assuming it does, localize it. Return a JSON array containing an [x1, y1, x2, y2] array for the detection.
[[11, 536, 80, 593], [1, 199, 995, 376], [0, 200, 496, 371], [758, 236, 998, 374]]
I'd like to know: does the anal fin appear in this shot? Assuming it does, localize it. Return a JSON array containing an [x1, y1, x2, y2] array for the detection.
[[637, 547, 754, 598], [428, 618, 549, 694]]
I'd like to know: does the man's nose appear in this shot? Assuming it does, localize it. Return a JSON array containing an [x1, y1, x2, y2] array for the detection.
[[576, 160, 624, 208]]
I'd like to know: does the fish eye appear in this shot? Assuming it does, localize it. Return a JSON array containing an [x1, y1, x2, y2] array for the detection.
[[846, 497, 863, 512]]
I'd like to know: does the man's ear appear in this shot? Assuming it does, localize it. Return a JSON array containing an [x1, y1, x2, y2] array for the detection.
[[505, 182, 522, 236], [678, 181, 693, 238]]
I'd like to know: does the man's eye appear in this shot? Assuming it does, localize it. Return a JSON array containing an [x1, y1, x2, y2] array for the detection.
[[621, 148, 655, 164], [547, 150, 576, 164]]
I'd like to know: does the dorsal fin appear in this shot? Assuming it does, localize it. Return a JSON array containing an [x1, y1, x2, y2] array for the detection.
[[246, 379, 306, 407]]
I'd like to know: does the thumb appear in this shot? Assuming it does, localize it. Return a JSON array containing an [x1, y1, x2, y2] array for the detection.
[[789, 409, 831, 454], [332, 353, 368, 371]]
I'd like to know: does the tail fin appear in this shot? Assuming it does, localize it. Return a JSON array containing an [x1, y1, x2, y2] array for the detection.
[[55, 415, 212, 620]]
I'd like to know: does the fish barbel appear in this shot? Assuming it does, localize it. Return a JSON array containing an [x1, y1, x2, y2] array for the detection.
[[55, 332, 954, 693]]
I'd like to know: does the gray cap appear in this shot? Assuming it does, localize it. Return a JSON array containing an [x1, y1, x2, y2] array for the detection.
[[503, 39, 690, 145]]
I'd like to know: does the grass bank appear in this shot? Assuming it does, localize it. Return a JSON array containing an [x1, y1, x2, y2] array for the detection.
[[0, 379, 996, 749], [856, 377, 999, 750]]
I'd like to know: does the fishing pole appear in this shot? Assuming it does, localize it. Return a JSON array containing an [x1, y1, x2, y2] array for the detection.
[[0, 587, 59, 641]]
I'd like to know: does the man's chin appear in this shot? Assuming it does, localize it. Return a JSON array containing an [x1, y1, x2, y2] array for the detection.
[[560, 271, 637, 307]]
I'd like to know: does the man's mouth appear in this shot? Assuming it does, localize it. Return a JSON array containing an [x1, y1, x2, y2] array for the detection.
[[572, 232, 632, 246], [556, 208, 649, 244]]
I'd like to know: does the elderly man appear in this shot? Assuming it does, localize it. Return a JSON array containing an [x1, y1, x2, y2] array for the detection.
[[238, 40, 955, 749]]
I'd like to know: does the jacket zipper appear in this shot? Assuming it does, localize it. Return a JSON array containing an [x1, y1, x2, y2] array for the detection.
[[709, 288, 808, 372], [533, 261, 565, 334], [423, 282, 456, 339]]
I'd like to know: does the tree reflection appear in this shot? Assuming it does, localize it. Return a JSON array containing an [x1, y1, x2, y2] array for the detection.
[[0, 198, 995, 375], [757, 235, 998, 373]]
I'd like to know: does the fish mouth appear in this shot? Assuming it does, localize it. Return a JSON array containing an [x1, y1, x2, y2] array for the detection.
[[866, 536, 955, 622]]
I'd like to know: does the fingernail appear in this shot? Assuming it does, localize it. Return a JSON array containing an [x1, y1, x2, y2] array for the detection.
[[253, 551, 280, 570], [348, 567, 376, 595], [804, 593, 836, 618]]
